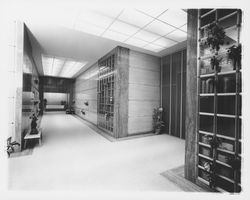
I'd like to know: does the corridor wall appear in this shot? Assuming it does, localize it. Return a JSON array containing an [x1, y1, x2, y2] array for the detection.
[[21, 25, 40, 149], [73, 46, 160, 138], [73, 62, 98, 125], [7, 22, 40, 150]]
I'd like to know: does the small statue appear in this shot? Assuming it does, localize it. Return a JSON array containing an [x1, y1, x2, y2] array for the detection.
[[30, 114, 38, 134]]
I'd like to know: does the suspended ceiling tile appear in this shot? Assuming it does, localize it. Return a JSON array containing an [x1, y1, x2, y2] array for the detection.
[[118, 9, 153, 28], [166, 29, 187, 42], [133, 30, 160, 43], [153, 37, 177, 47], [74, 21, 105, 36], [135, 8, 167, 18], [157, 9, 187, 28], [143, 43, 164, 52], [125, 37, 149, 48], [94, 8, 124, 19], [102, 30, 129, 42], [109, 20, 140, 36], [144, 20, 176, 36], [179, 24, 187, 32], [77, 10, 114, 29]]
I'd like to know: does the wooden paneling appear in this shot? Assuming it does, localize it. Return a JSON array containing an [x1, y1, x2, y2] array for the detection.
[[128, 50, 160, 135], [129, 68, 160, 86], [128, 116, 153, 134], [162, 55, 171, 133], [129, 50, 160, 72], [129, 84, 160, 101], [162, 49, 186, 138], [128, 101, 159, 117], [184, 9, 198, 183], [74, 62, 98, 125]]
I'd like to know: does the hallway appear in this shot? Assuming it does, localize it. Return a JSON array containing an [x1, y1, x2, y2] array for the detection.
[[8, 112, 185, 191]]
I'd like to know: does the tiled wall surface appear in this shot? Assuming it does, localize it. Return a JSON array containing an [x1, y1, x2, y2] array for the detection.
[[74, 62, 98, 125], [128, 50, 161, 135]]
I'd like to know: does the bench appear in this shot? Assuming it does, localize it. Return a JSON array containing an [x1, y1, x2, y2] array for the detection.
[[24, 128, 42, 149]]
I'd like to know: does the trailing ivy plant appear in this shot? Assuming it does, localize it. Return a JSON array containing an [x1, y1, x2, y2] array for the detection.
[[227, 44, 242, 70], [210, 55, 222, 72], [205, 23, 226, 51]]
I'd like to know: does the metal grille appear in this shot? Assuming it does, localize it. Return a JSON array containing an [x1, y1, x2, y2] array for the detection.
[[97, 55, 115, 135]]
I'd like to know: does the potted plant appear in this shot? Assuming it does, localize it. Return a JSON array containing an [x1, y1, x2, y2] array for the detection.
[[205, 23, 225, 51], [210, 55, 222, 72], [153, 107, 165, 134], [227, 44, 242, 70]]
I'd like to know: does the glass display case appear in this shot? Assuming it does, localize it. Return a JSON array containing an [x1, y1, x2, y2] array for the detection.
[[197, 9, 242, 193]]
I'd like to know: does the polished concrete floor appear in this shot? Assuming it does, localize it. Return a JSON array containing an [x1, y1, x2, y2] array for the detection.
[[8, 112, 185, 191]]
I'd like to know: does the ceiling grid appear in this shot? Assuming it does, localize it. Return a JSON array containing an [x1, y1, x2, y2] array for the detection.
[[40, 8, 187, 78]]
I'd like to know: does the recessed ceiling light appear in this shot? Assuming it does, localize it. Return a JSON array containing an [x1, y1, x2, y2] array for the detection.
[[42, 55, 53, 76], [157, 9, 187, 28], [52, 58, 65, 76], [60, 61, 88, 78]]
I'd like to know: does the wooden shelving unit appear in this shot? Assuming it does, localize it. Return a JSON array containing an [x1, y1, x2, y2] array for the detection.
[[197, 9, 242, 193]]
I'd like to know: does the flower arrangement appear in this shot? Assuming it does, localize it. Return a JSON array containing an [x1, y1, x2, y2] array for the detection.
[[210, 55, 222, 72], [227, 44, 242, 70], [6, 137, 20, 157], [205, 23, 226, 51], [152, 107, 165, 134]]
